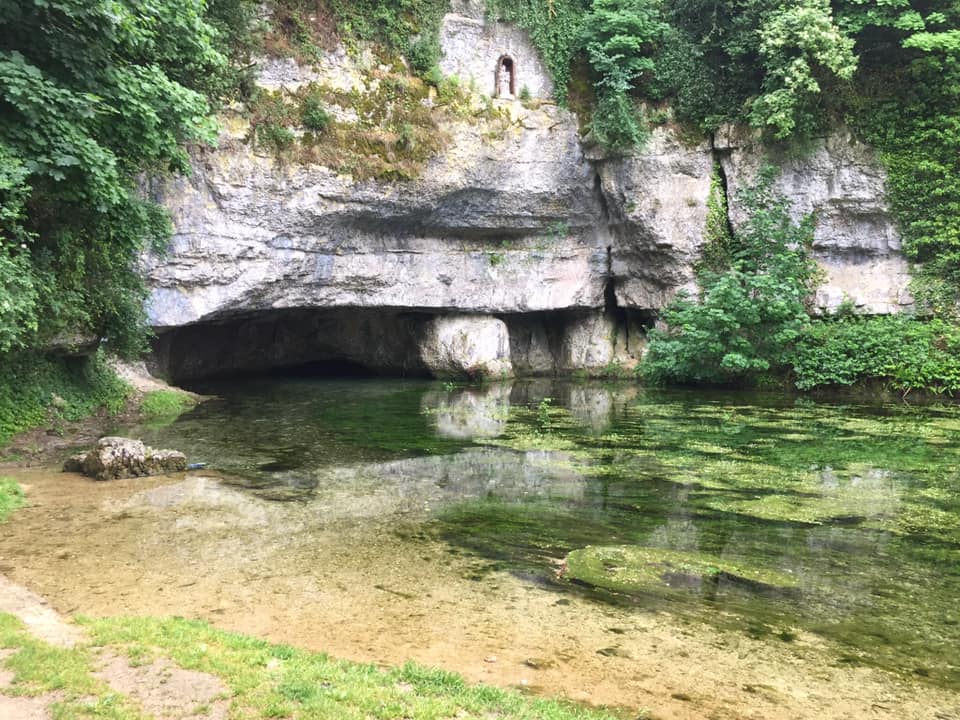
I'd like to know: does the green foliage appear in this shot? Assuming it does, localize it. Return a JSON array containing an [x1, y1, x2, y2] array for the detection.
[[272, 0, 452, 79], [0, 478, 25, 522], [407, 32, 443, 77], [658, 0, 855, 137], [696, 163, 734, 274], [641, 169, 818, 386], [793, 315, 960, 394], [589, 89, 647, 149], [300, 92, 332, 132], [838, 0, 960, 304], [581, 0, 665, 85], [0, 351, 129, 446], [581, 0, 667, 150], [749, 0, 856, 138], [0, 0, 230, 357]]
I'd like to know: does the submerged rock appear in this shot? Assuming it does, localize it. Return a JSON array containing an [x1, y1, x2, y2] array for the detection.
[[563, 545, 798, 596], [64, 437, 187, 481]]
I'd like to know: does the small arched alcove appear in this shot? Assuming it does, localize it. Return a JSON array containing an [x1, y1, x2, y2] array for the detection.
[[495, 55, 516, 98]]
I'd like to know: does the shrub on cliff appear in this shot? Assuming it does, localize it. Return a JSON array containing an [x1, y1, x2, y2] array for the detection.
[[581, 0, 667, 150], [640, 169, 817, 386]]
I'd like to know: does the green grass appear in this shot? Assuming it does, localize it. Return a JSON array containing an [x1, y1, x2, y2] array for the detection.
[[82, 616, 620, 720], [140, 390, 196, 423], [0, 614, 144, 720], [0, 477, 25, 522], [0, 612, 621, 719]]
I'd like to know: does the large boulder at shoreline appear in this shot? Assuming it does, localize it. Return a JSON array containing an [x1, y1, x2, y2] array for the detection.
[[419, 315, 513, 380], [64, 437, 186, 481]]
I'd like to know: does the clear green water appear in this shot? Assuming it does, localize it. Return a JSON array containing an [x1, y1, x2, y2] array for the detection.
[[132, 377, 960, 689]]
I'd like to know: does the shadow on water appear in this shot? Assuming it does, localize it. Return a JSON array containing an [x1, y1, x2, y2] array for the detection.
[[128, 376, 960, 689]]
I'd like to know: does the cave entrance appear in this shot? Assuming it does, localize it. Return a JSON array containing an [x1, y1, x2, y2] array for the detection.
[[496, 55, 516, 98], [149, 308, 431, 384]]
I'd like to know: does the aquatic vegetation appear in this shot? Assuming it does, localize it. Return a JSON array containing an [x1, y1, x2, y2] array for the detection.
[[139, 389, 197, 425], [0, 477, 25, 522], [564, 544, 800, 595], [129, 378, 960, 689]]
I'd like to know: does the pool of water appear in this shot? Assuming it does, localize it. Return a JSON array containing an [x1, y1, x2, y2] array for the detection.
[[3, 378, 960, 718]]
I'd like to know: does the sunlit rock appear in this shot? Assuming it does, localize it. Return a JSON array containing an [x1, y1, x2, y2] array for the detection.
[[419, 315, 513, 379], [64, 437, 186, 481]]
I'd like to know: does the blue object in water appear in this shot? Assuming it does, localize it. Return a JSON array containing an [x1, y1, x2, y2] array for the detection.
[[187, 462, 207, 470]]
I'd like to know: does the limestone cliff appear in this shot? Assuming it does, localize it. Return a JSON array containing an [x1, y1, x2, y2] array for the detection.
[[146, 9, 911, 381]]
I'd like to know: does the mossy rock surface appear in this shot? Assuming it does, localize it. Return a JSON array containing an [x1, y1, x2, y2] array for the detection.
[[564, 545, 799, 596]]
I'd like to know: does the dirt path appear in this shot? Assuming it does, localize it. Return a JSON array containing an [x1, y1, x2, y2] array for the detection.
[[0, 574, 83, 647], [0, 573, 228, 720]]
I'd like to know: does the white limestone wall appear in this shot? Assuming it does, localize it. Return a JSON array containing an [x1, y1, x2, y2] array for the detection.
[[439, 12, 554, 99]]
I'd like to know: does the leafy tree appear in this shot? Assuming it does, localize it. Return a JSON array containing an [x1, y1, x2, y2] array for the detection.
[[659, 0, 855, 137], [581, 0, 668, 149], [750, 0, 856, 138], [0, 0, 228, 354], [641, 168, 818, 385]]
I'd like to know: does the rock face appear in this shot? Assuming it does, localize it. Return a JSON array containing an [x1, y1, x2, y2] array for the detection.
[[419, 315, 513, 379], [144, 11, 912, 379], [65, 437, 187, 481], [716, 126, 912, 314], [146, 102, 606, 331], [599, 128, 715, 310]]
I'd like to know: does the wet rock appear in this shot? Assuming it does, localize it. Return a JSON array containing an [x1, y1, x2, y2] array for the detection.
[[419, 315, 513, 380], [65, 437, 186, 481], [62, 454, 87, 473]]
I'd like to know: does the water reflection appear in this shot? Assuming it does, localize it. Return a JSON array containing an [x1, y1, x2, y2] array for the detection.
[[423, 383, 512, 439]]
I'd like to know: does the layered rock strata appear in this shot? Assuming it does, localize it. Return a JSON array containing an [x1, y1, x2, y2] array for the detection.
[[145, 12, 911, 380]]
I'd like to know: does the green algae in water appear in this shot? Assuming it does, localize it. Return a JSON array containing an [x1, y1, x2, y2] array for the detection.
[[117, 378, 960, 689], [428, 385, 960, 689], [564, 545, 800, 595]]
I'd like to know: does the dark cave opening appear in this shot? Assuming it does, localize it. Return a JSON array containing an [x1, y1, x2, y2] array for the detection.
[[150, 308, 430, 383], [149, 306, 650, 384]]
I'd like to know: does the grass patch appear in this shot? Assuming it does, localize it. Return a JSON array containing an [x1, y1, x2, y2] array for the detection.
[[0, 613, 143, 719], [140, 390, 196, 424], [0, 477, 25, 522], [83, 616, 620, 720]]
